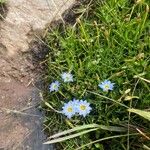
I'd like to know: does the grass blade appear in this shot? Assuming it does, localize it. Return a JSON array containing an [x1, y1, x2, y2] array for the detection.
[[88, 91, 129, 108], [44, 128, 98, 144], [48, 124, 99, 139], [128, 108, 150, 121], [76, 133, 139, 150], [98, 125, 126, 132], [143, 145, 150, 150]]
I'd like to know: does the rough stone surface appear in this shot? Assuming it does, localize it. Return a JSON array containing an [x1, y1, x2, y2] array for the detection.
[[0, 0, 75, 55], [0, 0, 75, 149]]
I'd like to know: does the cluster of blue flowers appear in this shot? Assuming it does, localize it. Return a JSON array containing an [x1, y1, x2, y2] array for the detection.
[[49, 72, 73, 92], [62, 99, 92, 119], [49, 72, 115, 119]]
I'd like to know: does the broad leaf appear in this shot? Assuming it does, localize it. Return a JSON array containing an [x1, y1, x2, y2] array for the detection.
[[128, 108, 150, 121]]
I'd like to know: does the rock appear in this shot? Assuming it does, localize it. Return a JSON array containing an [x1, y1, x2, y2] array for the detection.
[[0, 0, 75, 149], [0, 0, 75, 56]]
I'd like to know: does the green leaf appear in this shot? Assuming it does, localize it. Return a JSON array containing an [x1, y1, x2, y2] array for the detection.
[[95, 143, 104, 149], [128, 108, 150, 121]]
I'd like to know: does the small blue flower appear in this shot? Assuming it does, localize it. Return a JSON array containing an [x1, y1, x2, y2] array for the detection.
[[62, 101, 76, 119], [61, 72, 73, 83], [98, 80, 115, 92], [49, 81, 60, 92], [77, 100, 92, 117], [72, 98, 80, 107]]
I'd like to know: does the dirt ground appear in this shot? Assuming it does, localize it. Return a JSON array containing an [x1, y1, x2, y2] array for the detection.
[[0, 0, 75, 149]]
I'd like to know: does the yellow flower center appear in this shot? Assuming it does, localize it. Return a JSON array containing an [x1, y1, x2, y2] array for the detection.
[[66, 76, 69, 80], [80, 105, 86, 110], [104, 84, 110, 90], [53, 84, 57, 88], [67, 107, 73, 112]]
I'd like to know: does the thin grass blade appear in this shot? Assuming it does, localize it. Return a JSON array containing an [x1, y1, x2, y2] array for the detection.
[[48, 124, 99, 139], [44, 128, 98, 144], [99, 125, 126, 132], [76, 133, 139, 150]]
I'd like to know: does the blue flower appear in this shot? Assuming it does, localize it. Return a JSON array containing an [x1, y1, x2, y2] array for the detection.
[[49, 81, 60, 92], [61, 72, 73, 83], [62, 101, 76, 119], [72, 98, 80, 107], [98, 80, 115, 92], [77, 100, 92, 117]]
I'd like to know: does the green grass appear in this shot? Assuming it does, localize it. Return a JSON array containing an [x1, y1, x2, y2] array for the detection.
[[0, 0, 7, 20], [0, 0, 6, 4], [42, 0, 150, 149]]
